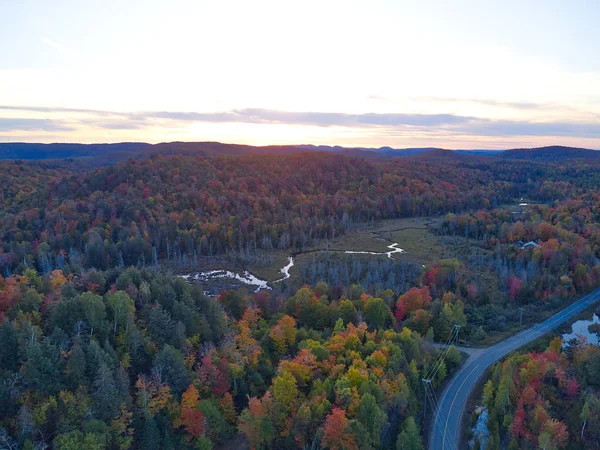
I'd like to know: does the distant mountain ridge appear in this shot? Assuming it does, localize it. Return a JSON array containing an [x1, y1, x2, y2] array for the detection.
[[296, 144, 443, 156], [498, 145, 600, 160], [403, 148, 480, 162], [0, 142, 151, 162], [0, 141, 597, 166], [0, 142, 453, 165]]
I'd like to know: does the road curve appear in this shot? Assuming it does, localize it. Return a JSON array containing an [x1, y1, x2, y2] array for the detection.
[[430, 287, 600, 450]]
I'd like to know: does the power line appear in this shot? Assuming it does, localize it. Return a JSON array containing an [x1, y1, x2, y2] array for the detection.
[[427, 325, 460, 381], [467, 294, 553, 327], [425, 327, 457, 379], [428, 386, 457, 450], [424, 381, 457, 450], [421, 326, 461, 450]]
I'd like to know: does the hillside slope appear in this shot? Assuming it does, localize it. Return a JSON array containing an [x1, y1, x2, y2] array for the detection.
[[499, 145, 600, 160]]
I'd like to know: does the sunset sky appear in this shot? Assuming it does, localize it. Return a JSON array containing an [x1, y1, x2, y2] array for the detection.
[[1, 0, 599, 149]]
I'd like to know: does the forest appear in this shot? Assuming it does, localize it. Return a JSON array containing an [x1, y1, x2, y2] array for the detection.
[[473, 331, 600, 450], [0, 267, 456, 450], [1, 147, 600, 449], [3, 150, 600, 275]]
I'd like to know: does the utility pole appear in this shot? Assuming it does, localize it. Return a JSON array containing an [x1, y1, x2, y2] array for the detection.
[[519, 308, 525, 327], [422, 379, 432, 419], [453, 324, 461, 345]]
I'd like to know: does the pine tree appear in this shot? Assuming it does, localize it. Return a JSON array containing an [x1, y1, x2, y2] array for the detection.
[[141, 415, 160, 450], [92, 362, 119, 421], [396, 417, 423, 450], [153, 345, 191, 395], [22, 339, 64, 396], [66, 338, 88, 388], [0, 321, 18, 372]]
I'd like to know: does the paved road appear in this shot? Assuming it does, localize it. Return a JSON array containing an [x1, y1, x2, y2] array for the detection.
[[430, 287, 600, 450]]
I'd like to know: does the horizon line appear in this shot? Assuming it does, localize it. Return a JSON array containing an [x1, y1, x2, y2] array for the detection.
[[0, 140, 599, 152]]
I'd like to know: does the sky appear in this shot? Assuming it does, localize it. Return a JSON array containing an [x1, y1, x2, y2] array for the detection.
[[1, 0, 599, 149]]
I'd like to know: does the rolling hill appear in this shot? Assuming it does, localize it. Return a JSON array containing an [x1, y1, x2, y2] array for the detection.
[[1, 142, 597, 166], [498, 145, 600, 160]]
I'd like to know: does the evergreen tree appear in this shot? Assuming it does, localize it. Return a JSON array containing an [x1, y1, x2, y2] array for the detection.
[[22, 339, 64, 396], [66, 338, 88, 388], [153, 345, 191, 395], [0, 321, 18, 372], [92, 362, 119, 421], [141, 415, 160, 450], [396, 417, 423, 450]]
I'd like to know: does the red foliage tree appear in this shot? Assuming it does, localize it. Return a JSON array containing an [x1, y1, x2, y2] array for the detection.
[[396, 287, 432, 316], [181, 408, 204, 438], [565, 378, 580, 400], [0, 276, 18, 315], [322, 407, 358, 450], [507, 276, 523, 301]]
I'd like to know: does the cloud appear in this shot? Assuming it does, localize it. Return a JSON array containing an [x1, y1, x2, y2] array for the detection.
[[368, 95, 569, 111], [40, 36, 68, 54], [0, 105, 113, 115], [0, 118, 73, 132], [468, 119, 600, 138], [431, 97, 543, 110], [137, 109, 600, 138], [0, 106, 476, 128], [149, 109, 477, 127], [1, 105, 599, 139], [82, 119, 149, 130]]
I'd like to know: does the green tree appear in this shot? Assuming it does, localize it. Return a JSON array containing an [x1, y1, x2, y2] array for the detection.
[[66, 338, 88, 388], [81, 292, 106, 337], [338, 299, 358, 325], [147, 305, 175, 347], [588, 323, 600, 346], [19, 288, 42, 313], [445, 345, 461, 372], [334, 317, 345, 333], [23, 269, 43, 291], [364, 297, 389, 330], [0, 321, 18, 372], [22, 339, 64, 396], [218, 290, 246, 321], [586, 351, 600, 387], [581, 399, 590, 439], [92, 362, 120, 421], [107, 291, 135, 336], [272, 371, 299, 412], [494, 382, 510, 414], [53, 430, 104, 450], [396, 417, 423, 450], [355, 393, 387, 448], [436, 361, 447, 384], [199, 399, 227, 443], [153, 345, 191, 395], [482, 380, 495, 411], [141, 415, 160, 450], [196, 436, 213, 450]]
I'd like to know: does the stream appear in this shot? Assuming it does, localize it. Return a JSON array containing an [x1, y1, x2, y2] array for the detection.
[[273, 257, 294, 283], [179, 269, 271, 293], [344, 242, 404, 258], [179, 242, 405, 294]]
